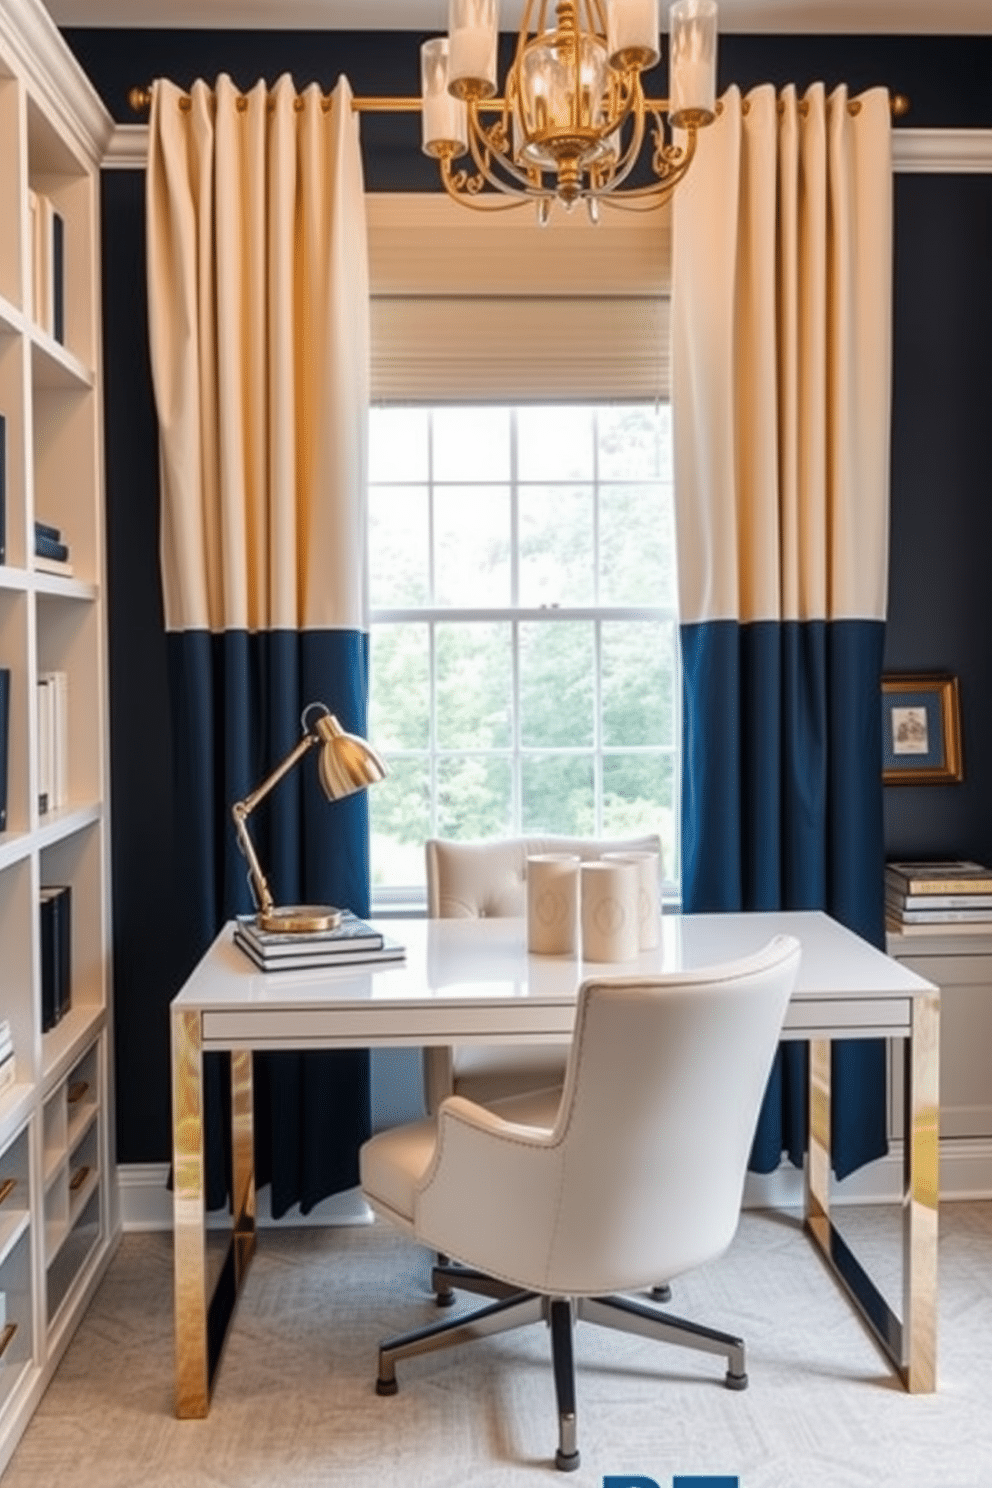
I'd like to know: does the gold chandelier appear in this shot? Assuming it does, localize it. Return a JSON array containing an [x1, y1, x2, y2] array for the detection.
[[420, 0, 718, 219]]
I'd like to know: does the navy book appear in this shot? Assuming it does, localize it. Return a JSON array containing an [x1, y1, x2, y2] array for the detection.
[[52, 210, 65, 345], [40, 885, 72, 1032], [35, 531, 70, 563]]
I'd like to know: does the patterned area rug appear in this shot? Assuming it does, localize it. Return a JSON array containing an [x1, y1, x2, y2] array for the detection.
[[6, 1204, 992, 1488]]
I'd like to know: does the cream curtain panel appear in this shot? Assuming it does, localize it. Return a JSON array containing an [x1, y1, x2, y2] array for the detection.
[[671, 83, 893, 1179], [144, 72, 373, 1216], [147, 72, 370, 636], [672, 82, 892, 631]]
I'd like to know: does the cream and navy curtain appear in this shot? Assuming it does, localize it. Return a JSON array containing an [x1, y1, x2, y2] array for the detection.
[[672, 84, 892, 1178], [146, 73, 371, 1213]]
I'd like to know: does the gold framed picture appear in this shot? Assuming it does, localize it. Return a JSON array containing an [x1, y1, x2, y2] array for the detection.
[[882, 673, 963, 785]]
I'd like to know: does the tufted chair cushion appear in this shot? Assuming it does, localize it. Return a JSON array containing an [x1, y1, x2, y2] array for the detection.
[[425, 834, 663, 921]]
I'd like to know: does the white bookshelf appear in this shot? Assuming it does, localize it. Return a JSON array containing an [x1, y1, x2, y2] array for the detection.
[[0, 1, 117, 1473]]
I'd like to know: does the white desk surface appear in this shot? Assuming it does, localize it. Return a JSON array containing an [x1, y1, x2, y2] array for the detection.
[[174, 910, 937, 1050]]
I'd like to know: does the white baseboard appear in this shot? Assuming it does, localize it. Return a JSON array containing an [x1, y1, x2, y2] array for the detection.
[[119, 1164, 373, 1232], [120, 1139, 992, 1232], [742, 1136, 992, 1209]]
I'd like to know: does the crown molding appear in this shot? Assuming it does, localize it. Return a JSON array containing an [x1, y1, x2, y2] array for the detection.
[[892, 128, 992, 172], [106, 122, 992, 176], [0, 0, 114, 166], [103, 121, 148, 168]]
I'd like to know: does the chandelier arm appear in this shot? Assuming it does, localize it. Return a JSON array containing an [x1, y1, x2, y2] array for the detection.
[[598, 95, 651, 191], [440, 153, 534, 211], [588, 124, 699, 201], [465, 100, 553, 197]]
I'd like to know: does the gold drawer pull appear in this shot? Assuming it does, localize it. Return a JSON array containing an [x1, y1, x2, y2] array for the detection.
[[0, 1323, 16, 1359], [0, 1178, 15, 1207], [69, 1165, 91, 1193], [67, 1080, 89, 1105]]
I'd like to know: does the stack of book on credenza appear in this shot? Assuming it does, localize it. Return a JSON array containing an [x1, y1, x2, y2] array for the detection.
[[886, 860, 992, 933], [233, 910, 405, 972], [0, 1019, 15, 1096]]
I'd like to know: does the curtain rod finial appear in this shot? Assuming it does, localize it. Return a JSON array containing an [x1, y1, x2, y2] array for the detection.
[[129, 85, 152, 113]]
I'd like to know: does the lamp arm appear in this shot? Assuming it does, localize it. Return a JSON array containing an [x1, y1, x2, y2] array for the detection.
[[230, 733, 319, 916]]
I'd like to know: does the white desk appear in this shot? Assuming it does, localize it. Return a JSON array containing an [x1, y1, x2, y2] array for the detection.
[[171, 910, 939, 1418]]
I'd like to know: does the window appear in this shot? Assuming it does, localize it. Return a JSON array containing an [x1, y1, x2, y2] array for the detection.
[[367, 401, 680, 905]]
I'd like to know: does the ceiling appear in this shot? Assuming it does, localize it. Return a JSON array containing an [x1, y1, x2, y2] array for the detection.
[[39, 1, 992, 33]]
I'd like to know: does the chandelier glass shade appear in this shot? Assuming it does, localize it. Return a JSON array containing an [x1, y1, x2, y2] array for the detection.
[[420, 0, 718, 217]]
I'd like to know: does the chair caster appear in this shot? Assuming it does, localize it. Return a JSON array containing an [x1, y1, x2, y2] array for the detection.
[[555, 1449, 581, 1472], [376, 1376, 398, 1396], [650, 1283, 672, 1302], [725, 1369, 748, 1391]]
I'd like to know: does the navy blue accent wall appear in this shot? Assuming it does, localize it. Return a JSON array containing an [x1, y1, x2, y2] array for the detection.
[[71, 26, 992, 1166]]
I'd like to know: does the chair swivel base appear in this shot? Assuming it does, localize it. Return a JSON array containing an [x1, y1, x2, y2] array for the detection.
[[376, 1285, 747, 1471]]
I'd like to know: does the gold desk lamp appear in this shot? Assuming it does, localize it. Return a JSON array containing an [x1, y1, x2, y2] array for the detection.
[[231, 702, 387, 935]]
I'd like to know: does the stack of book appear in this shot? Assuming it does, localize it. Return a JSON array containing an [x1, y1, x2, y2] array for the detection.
[[233, 910, 405, 973], [885, 860, 992, 932], [34, 518, 72, 577], [0, 1019, 15, 1095]]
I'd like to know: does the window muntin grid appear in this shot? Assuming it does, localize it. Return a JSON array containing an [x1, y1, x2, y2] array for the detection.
[[368, 403, 680, 905]]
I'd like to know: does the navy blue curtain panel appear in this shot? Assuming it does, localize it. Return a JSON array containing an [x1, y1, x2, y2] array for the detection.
[[167, 629, 372, 1215]]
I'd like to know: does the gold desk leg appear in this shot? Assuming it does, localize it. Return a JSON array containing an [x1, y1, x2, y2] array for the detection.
[[172, 1007, 209, 1418], [231, 1050, 256, 1285], [903, 993, 939, 1393], [806, 1037, 832, 1246], [804, 1016, 939, 1394]]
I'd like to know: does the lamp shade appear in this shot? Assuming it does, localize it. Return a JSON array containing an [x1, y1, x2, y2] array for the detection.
[[310, 708, 388, 801]]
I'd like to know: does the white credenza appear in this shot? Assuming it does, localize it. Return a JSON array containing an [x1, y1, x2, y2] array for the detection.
[[887, 924, 992, 1193], [0, 0, 118, 1474]]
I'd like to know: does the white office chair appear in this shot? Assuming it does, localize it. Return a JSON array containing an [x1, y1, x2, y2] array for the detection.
[[423, 833, 663, 1112], [361, 934, 801, 1473]]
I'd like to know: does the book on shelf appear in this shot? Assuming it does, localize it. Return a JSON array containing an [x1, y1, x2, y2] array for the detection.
[[885, 887, 992, 912], [885, 860, 992, 896], [0, 1053, 15, 1096], [34, 519, 61, 544], [887, 914, 992, 937], [36, 671, 68, 814], [888, 905, 992, 925], [39, 885, 71, 1032], [233, 925, 406, 974], [235, 909, 384, 957], [34, 530, 70, 564], [0, 667, 9, 831], [31, 191, 66, 345]]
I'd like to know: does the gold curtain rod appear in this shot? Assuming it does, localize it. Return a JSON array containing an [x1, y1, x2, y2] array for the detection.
[[127, 85, 910, 120]]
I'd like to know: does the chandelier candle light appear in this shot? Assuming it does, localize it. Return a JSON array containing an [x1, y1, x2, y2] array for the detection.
[[420, 0, 718, 218]]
